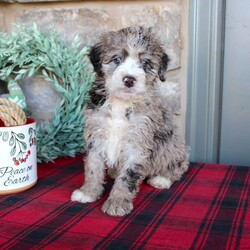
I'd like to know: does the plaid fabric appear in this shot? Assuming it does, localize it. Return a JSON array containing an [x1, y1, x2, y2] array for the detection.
[[0, 156, 249, 250]]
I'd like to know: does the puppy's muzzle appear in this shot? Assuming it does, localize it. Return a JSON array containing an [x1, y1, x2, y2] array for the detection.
[[123, 76, 136, 88]]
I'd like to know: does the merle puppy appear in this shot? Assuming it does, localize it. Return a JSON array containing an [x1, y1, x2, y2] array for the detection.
[[71, 26, 189, 216]]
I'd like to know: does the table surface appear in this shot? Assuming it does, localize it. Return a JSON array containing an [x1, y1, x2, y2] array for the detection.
[[0, 156, 249, 250]]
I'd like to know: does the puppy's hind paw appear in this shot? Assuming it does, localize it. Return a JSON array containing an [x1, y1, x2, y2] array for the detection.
[[102, 197, 133, 216], [147, 176, 173, 189], [71, 189, 98, 203]]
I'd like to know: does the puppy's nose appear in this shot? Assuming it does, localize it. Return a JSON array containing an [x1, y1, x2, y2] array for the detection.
[[123, 76, 136, 88]]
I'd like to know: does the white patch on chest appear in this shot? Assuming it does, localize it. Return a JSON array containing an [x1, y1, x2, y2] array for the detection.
[[105, 99, 131, 165]]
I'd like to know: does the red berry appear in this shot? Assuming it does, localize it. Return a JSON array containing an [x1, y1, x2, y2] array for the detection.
[[15, 161, 19, 166]]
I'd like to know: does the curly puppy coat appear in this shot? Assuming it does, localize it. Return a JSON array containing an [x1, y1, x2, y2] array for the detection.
[[71, 27, 189, 216]]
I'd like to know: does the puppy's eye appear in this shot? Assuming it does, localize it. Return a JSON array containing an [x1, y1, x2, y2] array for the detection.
[[142, 59, 153, 70], [113, 57, 122, 66]]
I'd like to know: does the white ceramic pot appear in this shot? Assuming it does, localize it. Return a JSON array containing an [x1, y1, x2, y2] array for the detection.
[[0, 118, 37, 194]]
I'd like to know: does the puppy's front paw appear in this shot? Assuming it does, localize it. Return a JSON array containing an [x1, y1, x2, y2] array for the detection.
[[102, 197, 133, 216], [147, 176, 173, 189], [71, 189, 98, 203]]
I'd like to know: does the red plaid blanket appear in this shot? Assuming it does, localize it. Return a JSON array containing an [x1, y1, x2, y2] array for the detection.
[[0, 155, 249, 250]]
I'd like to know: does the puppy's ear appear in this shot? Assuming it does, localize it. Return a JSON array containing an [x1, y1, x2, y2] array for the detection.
[[89, 45, 103, 76], [158, 53, 170, 82]]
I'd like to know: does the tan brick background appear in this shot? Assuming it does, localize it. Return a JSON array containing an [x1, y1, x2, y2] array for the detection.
[[0, 0, 189, 136]]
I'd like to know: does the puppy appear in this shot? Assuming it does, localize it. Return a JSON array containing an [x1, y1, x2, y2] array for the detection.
[[71, 26, 189, 216]]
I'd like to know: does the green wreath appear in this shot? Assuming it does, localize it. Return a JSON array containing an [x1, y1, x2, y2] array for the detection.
[[0, 24, 95, 162]]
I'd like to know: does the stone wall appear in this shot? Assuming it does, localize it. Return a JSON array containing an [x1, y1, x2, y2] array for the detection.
[[0, 0, 189, 135]]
